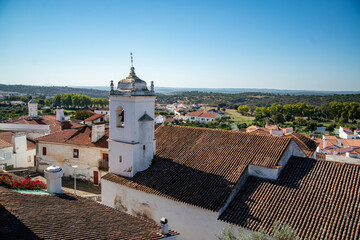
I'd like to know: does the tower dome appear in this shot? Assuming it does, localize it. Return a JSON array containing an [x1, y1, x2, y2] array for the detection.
[[110, 67, 155, 96]]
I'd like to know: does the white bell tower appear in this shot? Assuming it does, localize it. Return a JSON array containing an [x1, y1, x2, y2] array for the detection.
[[108, 61, 156, 177]]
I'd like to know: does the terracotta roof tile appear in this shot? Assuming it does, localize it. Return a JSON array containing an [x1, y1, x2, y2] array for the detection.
[[36, 126, 109, 148], [342, 139, 360, 147], [84, 113, 105, 121], [103, 125, 291, 211], [186, 110, 218, 118], [219, 157, 360, 240], [0, 187, 178, 239], [285, 132, 319, 157]]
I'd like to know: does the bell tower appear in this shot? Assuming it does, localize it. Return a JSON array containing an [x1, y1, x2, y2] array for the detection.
[[108, 60, 156, 177]]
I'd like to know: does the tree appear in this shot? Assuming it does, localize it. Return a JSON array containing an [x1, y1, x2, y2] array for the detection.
[[73, 110, 92, 120], [53, 94, 61, 107], [238, 105, 249, 115]]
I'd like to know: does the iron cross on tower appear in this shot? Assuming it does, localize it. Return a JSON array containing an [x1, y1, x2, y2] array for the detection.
[[130, 52, 133, 67]]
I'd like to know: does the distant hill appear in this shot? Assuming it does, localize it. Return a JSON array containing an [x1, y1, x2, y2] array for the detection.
[[76, 86, 360, 95], [0, 84, 108, 98]]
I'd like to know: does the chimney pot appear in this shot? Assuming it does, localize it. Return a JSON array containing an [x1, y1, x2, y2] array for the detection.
[[160, 217, 169, 235]]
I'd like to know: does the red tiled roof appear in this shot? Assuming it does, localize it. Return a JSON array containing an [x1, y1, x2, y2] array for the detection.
[[84, 113, 105, 121], [7, 115, 84, 134], [36, 126, 109, 148], [285, 132, 319, 157], [0, 139, 11, 149], [103, 125, 291, 211], [342, 139, 360, 147], [219, 156, 360, 240], [0, 187, 178, 239], [341, 126, 352, 132], [164, 118, 175, 123], [247, 130, 318, 158], [186, 110, 218, 118]]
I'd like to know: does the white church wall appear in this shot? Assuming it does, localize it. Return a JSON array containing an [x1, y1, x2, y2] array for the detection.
[[36, 142, 108, 181], [102, 179, 256, 240]]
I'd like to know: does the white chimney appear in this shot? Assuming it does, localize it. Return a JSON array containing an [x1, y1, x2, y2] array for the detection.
[[44, 165, 63, 194], [323, 135, 327, 149], [56, 107, 65, 121], [28, 98, 38, 118], [12, 133, 27, 154], [91, 123, 106, 143], [160, 217, 169, 235]]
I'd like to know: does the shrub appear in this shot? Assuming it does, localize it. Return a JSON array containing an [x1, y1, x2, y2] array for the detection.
[[0, 175, 46, 190]]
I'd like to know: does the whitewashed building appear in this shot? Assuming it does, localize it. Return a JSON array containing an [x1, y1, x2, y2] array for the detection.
[[0, 131, 36, 169], [35, 123, 109, 184], [185, 110, 221, 123], [155, 114, 166, 124], [339, 126, 356, 139]]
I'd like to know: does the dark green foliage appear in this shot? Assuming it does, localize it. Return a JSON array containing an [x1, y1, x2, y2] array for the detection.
[[73, 110, 92, 120]]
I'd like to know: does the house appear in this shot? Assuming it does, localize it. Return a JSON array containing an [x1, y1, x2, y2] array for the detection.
[[0, 183, 178, 239], [164, 118, 176, 125], [247, 124, 294, 136], [0, 131, 36, 169], [155, 114, 166, 124], [84, 113, 105, 126], [339, 126, 356, 139], [185, 110, 221, 123], [94, 108, 110, 115], [35, 123, 109, 184]]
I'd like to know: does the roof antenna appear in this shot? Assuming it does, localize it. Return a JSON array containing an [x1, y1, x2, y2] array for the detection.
[[130, 52, 133, 67]]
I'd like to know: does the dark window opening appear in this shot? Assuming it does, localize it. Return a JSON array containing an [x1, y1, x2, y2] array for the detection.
[[73, 149, 79, 158], [43, 147, 47, 156]]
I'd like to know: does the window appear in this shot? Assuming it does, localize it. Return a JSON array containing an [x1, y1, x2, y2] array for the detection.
[[43, 147, 47, 156], [119, 156, 122, 163], [143, 145, 146, 150], [99, 153, 109, 171], [73, 149, 79, 158], [116, 106, 124, 128]]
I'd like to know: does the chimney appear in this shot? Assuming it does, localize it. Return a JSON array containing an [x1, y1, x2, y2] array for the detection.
[[323, 135, 327, 149], [160, 217, 169, 235], [56, 107, 65, 121], [44, 165, 63, 194], [91, 123, 106, 143], [338, 138, 342, 147], [60, 120, 72, 130], [12, 133, 27, 154]]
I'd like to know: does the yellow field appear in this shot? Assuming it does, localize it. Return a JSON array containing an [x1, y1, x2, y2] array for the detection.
[[225, 109, 254, 124]]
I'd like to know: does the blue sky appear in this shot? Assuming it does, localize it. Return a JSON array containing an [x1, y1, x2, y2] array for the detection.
[[0, 0, 359, 90]]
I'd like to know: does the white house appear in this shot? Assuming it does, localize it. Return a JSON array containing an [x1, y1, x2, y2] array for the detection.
[[84, 113, 105, 126], [35, 123, 109, 184], [185, 110, 221, 123], [0, 131, 36, 169], [339, 126, 356, 139], [155, 114, 166, 124], [94, 109, 110, 115]]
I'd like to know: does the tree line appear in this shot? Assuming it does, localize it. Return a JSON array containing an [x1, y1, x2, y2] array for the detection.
[[238, 102, 360, 127]]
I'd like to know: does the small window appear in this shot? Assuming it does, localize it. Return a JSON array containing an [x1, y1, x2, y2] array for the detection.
[[73, 149, 79, 158], [119, 156, 122, 163], [143, 145, 146, 150], [43, 147, 47, 156]]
